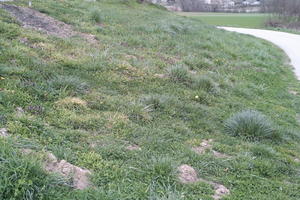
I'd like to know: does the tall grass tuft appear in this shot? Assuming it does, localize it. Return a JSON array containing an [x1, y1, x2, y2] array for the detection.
[[167, 65, 190, 83], [90, 9, 103, 23], [224, 110, 276, 141], [192, 75, 215, 92]]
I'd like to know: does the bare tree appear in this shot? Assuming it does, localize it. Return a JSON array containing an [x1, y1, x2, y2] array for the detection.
[[266, 0, 300, 19], [265, 0, 300, 29]]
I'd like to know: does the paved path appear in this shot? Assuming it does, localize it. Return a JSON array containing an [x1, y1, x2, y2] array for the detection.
[[219, 27, 300, 79]]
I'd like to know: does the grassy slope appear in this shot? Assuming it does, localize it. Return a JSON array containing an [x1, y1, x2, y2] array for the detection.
[[178, 12, 268, 29], [1, 0, 300, 199]]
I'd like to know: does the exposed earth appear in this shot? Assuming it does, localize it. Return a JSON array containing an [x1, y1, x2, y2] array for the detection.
[[0, 4, 97, 42]]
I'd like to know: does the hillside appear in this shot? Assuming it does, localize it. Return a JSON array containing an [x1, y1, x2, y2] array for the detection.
[[0, 0, 300, 199]]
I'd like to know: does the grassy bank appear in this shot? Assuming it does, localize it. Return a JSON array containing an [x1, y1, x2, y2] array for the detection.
[[1, 0, 300, 199]]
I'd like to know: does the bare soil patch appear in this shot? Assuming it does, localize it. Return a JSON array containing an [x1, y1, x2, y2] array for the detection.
[[192, 139, 230, 158], [192, 139, 213, 154], [177, 164, 230, 199], [45, 152, 91, 190], [0, 4, 96, 42]]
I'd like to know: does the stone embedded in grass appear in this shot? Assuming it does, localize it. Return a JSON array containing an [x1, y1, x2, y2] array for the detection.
[[126, 144, 141, 151], [154, 73, 167, 79], [192, 139, 229, 158], [212, 150, 229, 158], [177, 164, 199, 184], [177, 164, 230, 199], [289, 90, 298, 95], [0, 128, 8, 137], [192, 139, 213, 154], [212, 183, 230, 200], [44, 152, 91, 190], [16, 107, 25, 117]]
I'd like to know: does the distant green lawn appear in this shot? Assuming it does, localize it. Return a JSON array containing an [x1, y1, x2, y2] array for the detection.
[[178, 12, 269, 28]]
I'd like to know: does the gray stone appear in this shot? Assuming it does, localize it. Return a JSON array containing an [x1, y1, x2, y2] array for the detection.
[[0, 128, 8, 137]]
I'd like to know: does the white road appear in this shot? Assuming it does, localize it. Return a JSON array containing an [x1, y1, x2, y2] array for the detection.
[[219, 27, 300, 79]]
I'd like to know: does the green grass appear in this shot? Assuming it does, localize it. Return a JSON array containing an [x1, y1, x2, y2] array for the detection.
[[178, 12, 269, 28], [1, 0, 300, 199]]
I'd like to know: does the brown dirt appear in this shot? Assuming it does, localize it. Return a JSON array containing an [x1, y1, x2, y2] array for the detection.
[[0, 4, 97, 43], [44, 152, 91, 190]]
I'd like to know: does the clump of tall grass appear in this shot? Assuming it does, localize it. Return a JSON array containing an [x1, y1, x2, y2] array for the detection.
[[167, 65, 190, 83], [90, 9, 103, 23], [48, 75, 89, 94], [142, 94, 174, 111], [224, 110, 277, 141], [191, 75, 215, 92]]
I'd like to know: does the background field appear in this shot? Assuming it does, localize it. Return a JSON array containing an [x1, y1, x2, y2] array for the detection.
[[178, 12, 269, 29]]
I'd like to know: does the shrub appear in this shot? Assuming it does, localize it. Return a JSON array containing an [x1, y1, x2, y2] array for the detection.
[[224, 110, 276, 141], [167, 65, 190, 83], [90, 9, 103, 23]]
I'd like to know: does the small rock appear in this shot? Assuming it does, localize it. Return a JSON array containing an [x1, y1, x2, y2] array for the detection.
[[44, 152, 91, 190], [294, 158, 300, 163], [0, 128, 8, 137], [178, 164, 199, 184], [212, 183, 230, 200], [289, 90, 298, 95], [126, 144, 141, 151], [192, 139, 213, 154], [19, 37, 29, 44], [154, 73, 167, 79], [212, 150, 229, 158], [189, 70, 197, 74], [16, 107, 25, 117]]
